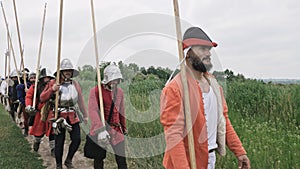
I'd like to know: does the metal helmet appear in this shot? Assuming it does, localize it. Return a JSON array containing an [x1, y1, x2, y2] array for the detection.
[[54, 58, 79, 77], [9, 69, 19, 78], [21, 68, 30, 76], [39, 68, 55, 80], [28, 72, 36, 79], [102, 64, 123, 84]]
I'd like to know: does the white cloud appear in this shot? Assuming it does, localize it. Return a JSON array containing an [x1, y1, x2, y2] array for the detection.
[[0, 0, 299, 79]]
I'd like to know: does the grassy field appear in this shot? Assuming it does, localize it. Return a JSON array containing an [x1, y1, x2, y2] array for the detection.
[[79, 78, 300, 168], [0, 106, 45, 169], [216, 113, 300, 168], [1, 77, 299, 168]]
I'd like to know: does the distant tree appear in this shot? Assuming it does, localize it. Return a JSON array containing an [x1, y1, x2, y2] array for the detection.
[[128, 63, 139, 72], [77, 64, 95, 81], [224, 69, 235, 81], [140, 67, 147, 75], [213, 71, 225, 81], [82, 65, 94, 71], [224, 69, 246, 82], [155, 67, 171, 81], [147, 66, 157, 75]]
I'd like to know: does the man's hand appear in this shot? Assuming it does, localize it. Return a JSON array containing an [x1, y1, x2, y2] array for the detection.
[[83, 117, 88, 124], [238, 154, 250, 169], [52, 83, 60, 92], [61, 118, 72, 132], [25, 105, 37, 116], [52, 122, 60, 135], [52, 117, 70, 135], [97, 130, 110, 147]]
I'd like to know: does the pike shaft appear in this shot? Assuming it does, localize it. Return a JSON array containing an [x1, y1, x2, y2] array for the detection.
[[12, 0, 27, 88], [172, 0, 197, 168], [33, 3, 47, 107], [90, 0, 106, 126], [1, 2, 21, 83], [54, 0, 64, 119]]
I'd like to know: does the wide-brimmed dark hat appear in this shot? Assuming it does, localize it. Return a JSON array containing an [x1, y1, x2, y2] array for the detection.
[[183, 27, 217, 49], [39, 68, 55, 80]]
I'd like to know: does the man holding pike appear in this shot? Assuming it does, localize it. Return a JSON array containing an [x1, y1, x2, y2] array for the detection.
[[40, 58, 88, 169], [160, 27, 250, 169]]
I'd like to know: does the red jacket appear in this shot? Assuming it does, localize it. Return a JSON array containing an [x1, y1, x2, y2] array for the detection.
[[40, 79, 88, 124], [88, 85, 126, 145], [25, 84, 47, 136], [25, 84, 44, 110], [160, 72, 246, 169]]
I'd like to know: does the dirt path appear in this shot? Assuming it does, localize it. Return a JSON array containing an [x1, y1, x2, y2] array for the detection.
[[26, 134, 94, 169]]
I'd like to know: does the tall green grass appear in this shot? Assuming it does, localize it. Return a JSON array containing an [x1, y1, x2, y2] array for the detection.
[[76, 77, 300, 168], [217, 113, 300, 168]]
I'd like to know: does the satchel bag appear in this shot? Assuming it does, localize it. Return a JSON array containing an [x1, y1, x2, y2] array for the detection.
[[84, 134, 105, 159]]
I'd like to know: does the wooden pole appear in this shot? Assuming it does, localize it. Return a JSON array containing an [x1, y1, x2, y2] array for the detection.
[[4, 50, 7, 79], [90, 0, 106, 126], [6, 31, 11, 95], [5, 31, 8, 79], [54, 0, 64, 120], [1, 2, 20, 84], [12, 0, 27, 89], [172, 0, 197, 168], [33, 3, 47, 107]]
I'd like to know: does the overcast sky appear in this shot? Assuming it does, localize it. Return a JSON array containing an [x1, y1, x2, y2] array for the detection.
[[0, 0, 299, 79]]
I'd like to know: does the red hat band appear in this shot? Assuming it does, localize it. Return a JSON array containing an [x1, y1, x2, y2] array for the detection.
[[183, 38, 218, 49]]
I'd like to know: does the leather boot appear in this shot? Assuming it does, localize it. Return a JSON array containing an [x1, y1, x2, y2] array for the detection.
[[33, 141, 40, 152], [64, 159, 74, 169], [56, 164, 62, 169]]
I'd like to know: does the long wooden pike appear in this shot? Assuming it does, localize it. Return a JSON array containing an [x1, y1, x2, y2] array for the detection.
[[1, 1, 20, 84], [172, 0, 197, 168], [12, 0, 27, 89], [6, 53, 10, 94], [5, 33, 11, 111], [4, 50, 7, 79], [54, 0, 64, 120], [5, 31, 8, 79], [90, 0, 106, 127], [33, 3, 47, 107], [6, 31, 10, 95]]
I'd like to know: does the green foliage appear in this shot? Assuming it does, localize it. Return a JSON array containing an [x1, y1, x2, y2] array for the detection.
[[226, 80, 300, 126], [75, 65, 300, 168], [217, 116, 300, 169], [0, 106, 45, 169], [128, 76, 164, 111]]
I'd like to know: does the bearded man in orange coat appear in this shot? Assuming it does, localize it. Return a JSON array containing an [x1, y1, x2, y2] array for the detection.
[[160, 27, 250, 169]]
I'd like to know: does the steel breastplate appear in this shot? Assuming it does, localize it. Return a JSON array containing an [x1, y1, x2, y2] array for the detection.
[[59, 82, 78, 107]]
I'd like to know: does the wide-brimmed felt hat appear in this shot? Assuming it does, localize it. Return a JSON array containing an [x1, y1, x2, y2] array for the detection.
[[183, 27, 217, 49]]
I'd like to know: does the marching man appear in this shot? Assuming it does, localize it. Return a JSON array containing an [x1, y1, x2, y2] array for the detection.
[[40, 58, 88, 169], [25, 68, 56, 155]]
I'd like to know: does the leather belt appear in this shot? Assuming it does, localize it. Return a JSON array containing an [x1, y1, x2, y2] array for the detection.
[[56, 107, 75, 112], [209, 148, 216, 153]]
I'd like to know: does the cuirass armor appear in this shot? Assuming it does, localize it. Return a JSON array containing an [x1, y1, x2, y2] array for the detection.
[[59, 82, 78, 107]]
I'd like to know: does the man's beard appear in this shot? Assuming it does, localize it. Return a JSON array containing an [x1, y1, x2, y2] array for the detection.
[[188, 52, 213, 72]]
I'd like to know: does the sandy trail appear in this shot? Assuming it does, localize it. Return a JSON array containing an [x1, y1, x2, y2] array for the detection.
[[26, 134, 94, 169]]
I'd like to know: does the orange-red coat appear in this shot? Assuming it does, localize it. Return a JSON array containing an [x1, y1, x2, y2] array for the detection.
[[160, 71, 246, 169]]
